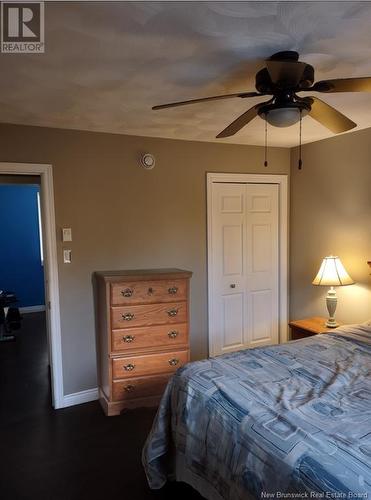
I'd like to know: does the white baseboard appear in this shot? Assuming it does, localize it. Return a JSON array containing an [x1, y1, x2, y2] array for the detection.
[[20, 305, 46, 313], [62, 387, 99, 408]]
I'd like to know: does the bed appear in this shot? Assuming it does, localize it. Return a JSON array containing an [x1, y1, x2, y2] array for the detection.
[[142, 322, 371, 499]]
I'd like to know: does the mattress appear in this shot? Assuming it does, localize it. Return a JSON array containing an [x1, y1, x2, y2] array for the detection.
[[142, 323, 371, 499]]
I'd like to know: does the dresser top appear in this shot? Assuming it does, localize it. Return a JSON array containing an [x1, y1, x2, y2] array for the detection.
[[95, 268, 192, 282]]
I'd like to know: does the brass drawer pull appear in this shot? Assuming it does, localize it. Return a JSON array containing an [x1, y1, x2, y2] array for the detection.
[[167, 308, 178, 317], [123, 363, 135, 371], [168, 286, 178, 295], [168, 330, 178, 339], [124, 385, 135, 393], [122, 335, 135, 343], [148, 287, 154, 295], [168, 358, 179, 366], [122, 312, 134, 321], [121, 288, 133, 297]]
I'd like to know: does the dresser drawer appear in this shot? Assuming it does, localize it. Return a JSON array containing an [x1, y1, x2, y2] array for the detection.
[[112, 349, 189, 380], [111, 279, 187, 305], [111, 323, 188, 353], [112, 374, 171, 402], [111, 301, 187, 329]]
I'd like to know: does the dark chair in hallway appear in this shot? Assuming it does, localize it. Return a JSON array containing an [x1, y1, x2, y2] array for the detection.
[[0, 290, 21, 342]]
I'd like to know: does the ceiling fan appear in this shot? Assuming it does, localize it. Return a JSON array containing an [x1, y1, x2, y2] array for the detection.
[[153, 51, 371, 138]]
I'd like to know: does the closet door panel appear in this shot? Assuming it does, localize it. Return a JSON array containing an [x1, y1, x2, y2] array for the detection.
[[246, 184, 279, 347], [210, 183, 247, 355]]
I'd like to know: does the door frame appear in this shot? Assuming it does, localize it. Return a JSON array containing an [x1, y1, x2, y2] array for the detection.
[[0, 162, 63, 409], [207, 172, 289, 356]]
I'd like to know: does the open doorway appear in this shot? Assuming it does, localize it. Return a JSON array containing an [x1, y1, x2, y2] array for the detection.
[[0, 176, 51, 416], [0, 163, 63, 409]]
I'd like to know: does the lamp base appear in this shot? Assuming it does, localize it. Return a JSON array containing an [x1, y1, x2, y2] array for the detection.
[[325, 287, 338, 328], [325, 318, 339, 328]]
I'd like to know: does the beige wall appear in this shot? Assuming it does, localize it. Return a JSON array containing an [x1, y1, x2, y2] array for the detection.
[[290, 128, 371, 325], [0, 124, 290, 394]]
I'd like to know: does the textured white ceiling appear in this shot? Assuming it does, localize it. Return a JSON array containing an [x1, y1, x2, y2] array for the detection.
[[1, 1, 371, 146]]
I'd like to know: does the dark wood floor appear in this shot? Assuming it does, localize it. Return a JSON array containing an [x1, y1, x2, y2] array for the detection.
[[0, 312, 203, 500]]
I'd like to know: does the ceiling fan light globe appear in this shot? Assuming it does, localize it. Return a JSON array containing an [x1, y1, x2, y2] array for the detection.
[[264, 107, 308, 127]]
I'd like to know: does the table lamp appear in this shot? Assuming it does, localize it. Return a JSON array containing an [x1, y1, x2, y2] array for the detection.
[[312, 256, 354, 328]]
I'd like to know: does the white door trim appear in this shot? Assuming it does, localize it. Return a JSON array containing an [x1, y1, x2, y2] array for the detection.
[[207, 172, 289, 356], [0, 162, 63, 409]]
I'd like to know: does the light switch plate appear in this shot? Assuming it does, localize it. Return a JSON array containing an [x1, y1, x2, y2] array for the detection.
[[62, 228, 72, 242], [63, 249, 72, 264]]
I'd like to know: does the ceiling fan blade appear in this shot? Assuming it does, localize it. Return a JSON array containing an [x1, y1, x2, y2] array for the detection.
[[308, 96, 356, 133], [311, 77, 371, 93], [216, 104, 261, 138], [266, 60, 306, 87], [152, 91, 262, 110]]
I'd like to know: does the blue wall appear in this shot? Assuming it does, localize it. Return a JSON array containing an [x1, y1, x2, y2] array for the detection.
[[0, 184, 45, 307]]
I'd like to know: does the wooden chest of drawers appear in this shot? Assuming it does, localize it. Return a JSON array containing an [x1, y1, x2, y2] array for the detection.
[[94, 268, 192, 416]]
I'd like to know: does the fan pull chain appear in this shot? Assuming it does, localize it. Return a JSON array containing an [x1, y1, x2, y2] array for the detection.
[[298, 109, 303, 170], [264, 115, 268, 167]]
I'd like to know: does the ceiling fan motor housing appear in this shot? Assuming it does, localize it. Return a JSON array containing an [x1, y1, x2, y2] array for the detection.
[[255, 64, 314, 93], [269, 50, 300, 61]]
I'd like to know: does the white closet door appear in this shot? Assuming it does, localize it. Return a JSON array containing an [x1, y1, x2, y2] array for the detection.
[[209, 182, 279, 356], [210, 183, 247, 355], [245, 184, 279, 348]]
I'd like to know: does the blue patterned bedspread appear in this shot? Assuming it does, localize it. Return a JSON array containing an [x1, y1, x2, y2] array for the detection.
[[142, 323, 371, 499]]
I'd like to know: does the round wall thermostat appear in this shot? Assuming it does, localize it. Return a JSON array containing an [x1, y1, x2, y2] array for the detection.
[[140, 153, 156, 170]]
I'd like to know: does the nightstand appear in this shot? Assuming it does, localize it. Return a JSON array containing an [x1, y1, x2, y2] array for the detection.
[[289, 316, 342, 340]]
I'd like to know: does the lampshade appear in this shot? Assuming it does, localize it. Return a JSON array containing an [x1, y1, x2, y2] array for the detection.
[[312, 256, 354, 286]]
